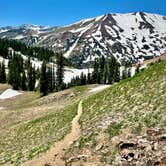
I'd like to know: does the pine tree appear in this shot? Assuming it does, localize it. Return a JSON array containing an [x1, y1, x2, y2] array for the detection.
[[114, 63, 120, 82], [80, 72, 86, 85], [108, 56, 120, 84], [21, 70, 27, 90], [103, 63, 108, 84], [98, 56, 105, 84], [1, 61, 6, 83], [47, 65, 55, 93], [27, 58, 35, 91], [56, 53, 64, 91], [92, 58, 99, 84], [32, 65, 36, 90], [0, 62, 2, 83], [122, 67, 128, 80], [87, 72, 92, 84], [7, 53, 23, 90], [39, 61, 48, 96]]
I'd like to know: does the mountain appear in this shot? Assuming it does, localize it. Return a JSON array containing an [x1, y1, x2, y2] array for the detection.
[[0, 12, 166, 65], [0, 24, 57, 46]]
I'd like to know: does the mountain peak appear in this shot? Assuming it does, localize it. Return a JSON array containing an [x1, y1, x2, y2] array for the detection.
[[0, 12, 166, 65]]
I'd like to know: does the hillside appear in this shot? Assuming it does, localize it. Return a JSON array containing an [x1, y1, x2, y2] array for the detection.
[[0, 59, 166, 165], [63, 60, 166, 165], [0, 39, 93, 85], [0, 84, 104, 165], [0, 12, 166, 65]]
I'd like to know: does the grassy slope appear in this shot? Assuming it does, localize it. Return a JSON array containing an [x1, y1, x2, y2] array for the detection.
[[67, 60, 166, 164], [0, 85, 95, 166], [81, 61, 166, 130]]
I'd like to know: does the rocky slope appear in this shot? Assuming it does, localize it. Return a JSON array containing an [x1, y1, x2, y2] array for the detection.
[[64, 60, 166, 166], [0, 12, 166, 65]]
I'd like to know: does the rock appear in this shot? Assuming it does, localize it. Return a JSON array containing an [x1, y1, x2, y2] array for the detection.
[[153, 142, 158, 151], [119, 142, 136, 150], [69, 92, 75, 98], [157, 134, 166, 142], [160, 157, 166, 165], [66, 155, 88, 164], [146, 128, 160, 137], [146, 144, 152, 151], [154, 161, 160, 165], [95, 143, 103, 151], [44, 163, 51, 166], [121, 149, 135, 161]]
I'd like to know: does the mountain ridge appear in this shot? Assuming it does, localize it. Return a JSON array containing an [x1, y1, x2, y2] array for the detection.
[[0, 12, 166, 65]]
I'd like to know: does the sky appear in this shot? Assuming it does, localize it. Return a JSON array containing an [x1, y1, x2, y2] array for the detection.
[[0, 0, 166, 27]]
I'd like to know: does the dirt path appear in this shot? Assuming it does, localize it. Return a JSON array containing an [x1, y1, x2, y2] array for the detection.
[[24, 100, 83, 166]]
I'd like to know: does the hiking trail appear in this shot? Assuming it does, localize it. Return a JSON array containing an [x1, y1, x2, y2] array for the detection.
[[24, 100, 83, 166]]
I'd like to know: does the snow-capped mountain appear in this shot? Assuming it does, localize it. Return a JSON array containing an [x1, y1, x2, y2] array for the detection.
[[0, 12, 166, 65], [0, 24, 57, 46]]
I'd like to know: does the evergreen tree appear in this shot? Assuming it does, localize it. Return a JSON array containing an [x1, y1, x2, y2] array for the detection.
[[21, 70, 27, 90], [39, 61, 48, 96], [56, 53, 64, 91], [27, 58, 34, 91], [1, 61, 6, 83], [108, 56, 120, 84], [92, 58, 99, 84], [103, 63, 108, 84], [32, 65, 36, 90], [47, 65, 55, 93], [80, 72, 86, 85], [87, 72, 92, 84], [7, 53, 23, 90], [114, 63, 120, 82], [121, 67, 128, 80], [98, 56, 105, 84], [0, 63, 2, 83]]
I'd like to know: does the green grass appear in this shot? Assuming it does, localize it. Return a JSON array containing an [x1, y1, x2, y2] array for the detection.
[[69, 60, 166, 164], [105, 122, 124, 137], [0, 103, 78, 165], [80, 60, 166, 131]]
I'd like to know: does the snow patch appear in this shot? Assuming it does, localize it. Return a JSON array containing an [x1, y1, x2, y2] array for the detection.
[[89, 85, 111, 93], [0, 89, 22, 100], [14, 35, 25, 40], [64, 23, 94, 58]]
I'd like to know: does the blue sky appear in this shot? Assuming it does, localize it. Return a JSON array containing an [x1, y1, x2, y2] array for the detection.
[[0, 0, 166, 27]]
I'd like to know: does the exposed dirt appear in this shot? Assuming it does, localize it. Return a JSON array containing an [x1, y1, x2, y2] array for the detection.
[[134, 53, 166, 67], [24, 100, 83, 166]]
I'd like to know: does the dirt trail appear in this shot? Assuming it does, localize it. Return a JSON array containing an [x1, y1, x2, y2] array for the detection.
[[24, 100, 83, 166]]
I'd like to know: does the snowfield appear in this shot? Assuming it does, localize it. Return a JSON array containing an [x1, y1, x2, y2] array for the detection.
[[0, 53, 93, 85], [89, 85, 111, 93], [64, 67, 93, 84], [0, 89, 22, 100]]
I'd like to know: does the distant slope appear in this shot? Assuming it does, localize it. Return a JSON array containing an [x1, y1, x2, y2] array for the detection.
[[65, 60, 166, 165], [0, 12, 166, 65]]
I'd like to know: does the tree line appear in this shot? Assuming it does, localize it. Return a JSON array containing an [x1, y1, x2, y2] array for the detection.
[[1, 49, 138, 97], [4, 51, 65, 96], [0, 38, 55, 61], [0, 38, 74, 67], [67, 56, 121, 88]]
